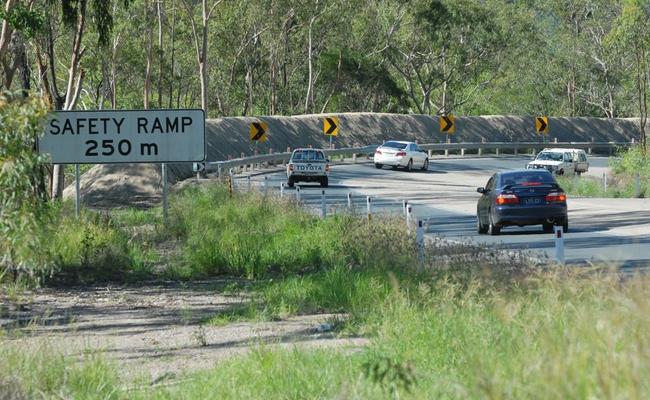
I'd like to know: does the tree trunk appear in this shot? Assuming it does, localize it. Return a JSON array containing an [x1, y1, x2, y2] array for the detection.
[[169, 0, 175, 108], [157, 0, 164, 107], [304, 16, 315, 113], [144, 0, 153, 109]]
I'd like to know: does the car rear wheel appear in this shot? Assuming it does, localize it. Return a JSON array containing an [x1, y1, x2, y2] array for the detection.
[[477, 214, 488, 234], [421, 159, 429, 171], [375, 163, 383, 169], [406, 159, 413, 172], [488, 213, 500, 236]]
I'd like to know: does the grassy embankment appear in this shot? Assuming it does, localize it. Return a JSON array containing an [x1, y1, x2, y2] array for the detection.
[[557, 146, 650, 198], [2, 184, 650, 399]]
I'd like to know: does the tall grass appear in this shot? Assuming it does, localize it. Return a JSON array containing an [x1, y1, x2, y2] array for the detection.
[[142, 271, 650, 399], [165, 184, 416, 279]]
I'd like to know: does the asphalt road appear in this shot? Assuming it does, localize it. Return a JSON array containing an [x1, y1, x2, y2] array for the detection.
[[236, 155, 650, 270]]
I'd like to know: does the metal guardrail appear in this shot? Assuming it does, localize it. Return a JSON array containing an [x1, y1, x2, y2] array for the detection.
[[202, 141, 634, 177]]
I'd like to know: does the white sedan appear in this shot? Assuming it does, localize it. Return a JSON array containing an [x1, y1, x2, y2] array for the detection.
[[373, 141, 429, 171]]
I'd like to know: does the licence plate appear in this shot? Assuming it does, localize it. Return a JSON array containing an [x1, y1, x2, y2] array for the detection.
[[522, 197, 545, 205]]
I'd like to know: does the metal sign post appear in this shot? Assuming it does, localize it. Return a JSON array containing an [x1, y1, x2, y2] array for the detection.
[[162, 163, 168, 225], [75, 164, 80, 218]]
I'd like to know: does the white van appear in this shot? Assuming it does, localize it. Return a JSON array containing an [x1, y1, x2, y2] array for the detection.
[[526, 148, 589, 176]]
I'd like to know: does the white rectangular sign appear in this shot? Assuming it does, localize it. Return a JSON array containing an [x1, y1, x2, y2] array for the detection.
[[39, 109, 205, 164]]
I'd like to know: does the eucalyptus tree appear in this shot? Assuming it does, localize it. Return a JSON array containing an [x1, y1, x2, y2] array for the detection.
[[31, 0, 130, 199]]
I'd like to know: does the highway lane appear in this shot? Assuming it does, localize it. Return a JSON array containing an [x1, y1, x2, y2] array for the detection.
[[236, 155, 650, 269]]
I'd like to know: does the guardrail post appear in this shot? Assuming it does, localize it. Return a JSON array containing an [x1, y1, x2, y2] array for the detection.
[[531, 148, 536, 156], [280, 182, 284, 197], [217, 164, 223, 181], [416, 220, 425, 270], [402, 200, 408, 216], [554, 137, 558, 144], [347, 192, 353, 210], [514, 145, 518, 156], [554, 225, 565, 265], [495, 147, 500, 156], [635, 173, 641, 198], [352, 153, 357, 163], [478, 138, 484, 156], [588, 137, 594, 155], [603, 173, 608, 192], [321, 190, 327, 218], [228, 171, 234, 197], [296, 185, 301, 202], [461, 148, 465, 157], [428, 150, 432, 159], [247, 175, 251, 190], [366, 196, 372, 221]]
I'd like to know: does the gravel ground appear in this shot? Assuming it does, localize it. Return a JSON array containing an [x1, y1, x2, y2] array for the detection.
[[0, 281, 367, 384]]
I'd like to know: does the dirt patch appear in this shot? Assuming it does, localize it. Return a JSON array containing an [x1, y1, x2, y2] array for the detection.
[[0, 282, 367, 383]]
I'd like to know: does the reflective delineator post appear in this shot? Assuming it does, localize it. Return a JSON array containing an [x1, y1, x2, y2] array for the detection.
[[366, 196, 372, 221], [635, 173, 641, 198], [280, 182, 285, 197], [347, 192, 353, 211], [296, 185, 301, 202], [416, 220, 425, 269], [247, 175, 251, 190], [554, 225, 565, 265], [321, 190, 327, 218], [264, 176, 268, 193], [228, 172, 234, 197], [407, 205, 413, 231], [603, 173, 608, 192], [402, 200, 408, 216]]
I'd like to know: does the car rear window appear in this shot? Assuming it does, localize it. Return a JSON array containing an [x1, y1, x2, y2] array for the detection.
[[382, 141, 408, 150], [292, 150, 325, 161], [499, 171, 556, 187], [536, 151, 563, 161]]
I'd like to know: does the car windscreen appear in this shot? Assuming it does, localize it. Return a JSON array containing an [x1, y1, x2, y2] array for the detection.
[[291, 150, 325, 161], [382, 141, 408, 150], [499, 171, 556, 187], [535, 152, 563, 161]]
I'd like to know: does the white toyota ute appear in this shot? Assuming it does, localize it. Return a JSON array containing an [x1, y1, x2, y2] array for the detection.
[[526, 148, 589, 176], [286, 148, 330, 188]]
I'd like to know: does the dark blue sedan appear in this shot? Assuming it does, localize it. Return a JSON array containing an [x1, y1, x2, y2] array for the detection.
[[476, 170, 568, 235]]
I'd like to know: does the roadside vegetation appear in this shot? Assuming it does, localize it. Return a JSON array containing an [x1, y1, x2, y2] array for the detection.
[[4, 179, 650, 398], [558, 146, 650, 198]]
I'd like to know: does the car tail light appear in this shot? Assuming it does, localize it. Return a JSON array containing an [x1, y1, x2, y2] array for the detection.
[[496, 193, 519, 205], [375, 149, 382, 155], [325, 164, 330, 172], [396, 151, 406, 157], [521, 182, 542, 186], [288, 164, 294, 171], [545, 192, 566, 203]]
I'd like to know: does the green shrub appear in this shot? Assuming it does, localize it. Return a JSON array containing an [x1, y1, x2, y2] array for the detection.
[[0, 94, 50, 280], [166, 184, 416, 279]]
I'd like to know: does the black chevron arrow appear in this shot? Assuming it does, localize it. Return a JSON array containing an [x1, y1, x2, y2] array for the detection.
[[251, 122, 265, 140], [441, 116, 453, 132], [537, 117, 547, 132], [325, 117, 337, 134]]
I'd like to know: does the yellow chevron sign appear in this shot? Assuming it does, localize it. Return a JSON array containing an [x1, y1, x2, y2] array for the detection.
[[323, 117, 339, 136], [440, 115, 455, 133], [535, 117, 548, 134], [249, 122, 268, 143]]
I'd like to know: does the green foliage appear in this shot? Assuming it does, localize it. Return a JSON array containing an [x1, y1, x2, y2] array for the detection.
[[165, 184, 416, 279], [0, 2, 46, 38], [0, 94, 50, 279], [44, 203, 155, 284]]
